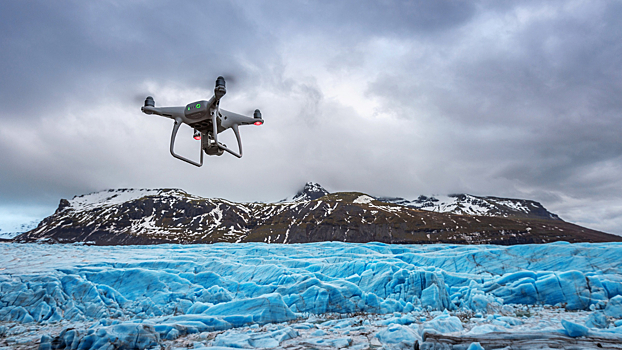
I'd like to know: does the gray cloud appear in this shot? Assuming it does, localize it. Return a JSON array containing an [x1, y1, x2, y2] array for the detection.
[[1, 0, 621, 234]]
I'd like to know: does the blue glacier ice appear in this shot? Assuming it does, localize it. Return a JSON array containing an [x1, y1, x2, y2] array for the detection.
[[467, 342, 485, 350], [38, 323, 160, 350], [375, 323, 421, 348], [561, 319, 589, 337], [606, 295, 622, 318], [212, 326, 299, 348], [422, 312, 463, 335], [1, 241, 622, 348], [586, 311, 609, 329]]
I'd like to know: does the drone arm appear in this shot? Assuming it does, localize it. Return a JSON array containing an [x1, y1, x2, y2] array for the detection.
[[215, 109, 265, 158], [220, 109, 262, 128], [142, 106, 186, 120], [170, 117, 203, 167]]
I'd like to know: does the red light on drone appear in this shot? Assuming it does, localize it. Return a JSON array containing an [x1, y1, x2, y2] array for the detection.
[[254, 121, 263, 126], [193, 135, 201, 140]]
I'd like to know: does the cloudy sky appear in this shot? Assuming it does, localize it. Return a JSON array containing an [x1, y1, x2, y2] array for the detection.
[[1, 0, 621, 235]]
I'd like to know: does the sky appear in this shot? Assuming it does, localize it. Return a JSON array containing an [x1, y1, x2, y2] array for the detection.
[[1, 0, 621, 235]]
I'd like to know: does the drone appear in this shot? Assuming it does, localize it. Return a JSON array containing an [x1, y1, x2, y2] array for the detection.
[[141, 76, 263, 167]]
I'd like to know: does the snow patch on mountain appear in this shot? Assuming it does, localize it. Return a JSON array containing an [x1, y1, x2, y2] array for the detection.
[[353, 195, 374, 204]]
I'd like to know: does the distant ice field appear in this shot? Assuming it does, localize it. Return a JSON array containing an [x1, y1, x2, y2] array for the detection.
[[1, 242, 622, 349]]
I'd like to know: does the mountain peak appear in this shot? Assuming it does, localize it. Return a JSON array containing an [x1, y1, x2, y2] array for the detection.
[[291, 182, 329, 202]]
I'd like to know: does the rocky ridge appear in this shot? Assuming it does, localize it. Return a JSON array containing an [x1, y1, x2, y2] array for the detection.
[[14, 183, 622, 245], [377, 194, 561, 220]]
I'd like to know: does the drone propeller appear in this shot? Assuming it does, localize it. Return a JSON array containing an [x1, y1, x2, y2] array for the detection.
[[144, 96, 155, 107], [133, 93, 153, 105], [220, 73, 238, 88]]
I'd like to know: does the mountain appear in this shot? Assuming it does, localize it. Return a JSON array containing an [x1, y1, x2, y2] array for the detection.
[[14, 183, 622, 245], [376, 194, 561, 220]]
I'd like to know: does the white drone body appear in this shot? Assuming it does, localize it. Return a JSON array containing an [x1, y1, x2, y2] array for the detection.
[[141, 76, 263, 167]]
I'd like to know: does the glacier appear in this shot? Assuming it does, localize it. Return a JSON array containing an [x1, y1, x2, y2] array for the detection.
[[1, 241, 622, 349]]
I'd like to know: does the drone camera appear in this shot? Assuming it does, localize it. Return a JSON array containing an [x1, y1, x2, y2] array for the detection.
[[144, 96, 155, 107]]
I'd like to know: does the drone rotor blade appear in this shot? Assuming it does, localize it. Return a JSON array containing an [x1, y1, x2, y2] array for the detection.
[[220, 73, 237, 87], [133, 92, 154, 105]]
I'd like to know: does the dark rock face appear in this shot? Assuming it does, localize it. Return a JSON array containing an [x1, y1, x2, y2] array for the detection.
[[57, 198, 71, 212], [13, 187, 622, 246]]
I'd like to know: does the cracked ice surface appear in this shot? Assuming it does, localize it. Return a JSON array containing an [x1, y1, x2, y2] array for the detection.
[[1, 242, 622, 349]]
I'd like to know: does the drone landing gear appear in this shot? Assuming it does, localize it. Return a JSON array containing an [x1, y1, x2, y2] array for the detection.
[[209, 110, 243, 159], [169, 114, 244, 167], [170, 118, 203, 167]]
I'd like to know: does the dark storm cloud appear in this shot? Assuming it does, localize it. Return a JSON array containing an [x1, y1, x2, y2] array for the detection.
[[1, 0, 622, 234], [247, 0, 477, 37], [0, 1, 271, 117], [364, 1, 622, 201]]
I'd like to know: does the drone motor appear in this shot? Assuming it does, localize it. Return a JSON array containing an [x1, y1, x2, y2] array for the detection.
[[144, 96, 155, 107], [254, 109, 263, 126]]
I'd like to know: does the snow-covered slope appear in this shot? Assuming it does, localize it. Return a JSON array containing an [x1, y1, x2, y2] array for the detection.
[[66, 188, 193, 211], [378, 194, 561, 220], [2, 242, 622, 349]]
